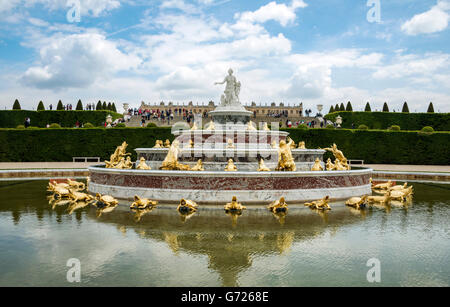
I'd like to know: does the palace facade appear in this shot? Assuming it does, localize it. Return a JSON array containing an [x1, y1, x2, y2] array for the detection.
[[139, 101, 303, 117]]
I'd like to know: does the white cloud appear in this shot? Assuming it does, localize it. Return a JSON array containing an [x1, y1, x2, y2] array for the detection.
[[235, 0, 307, 27], [21, 33, 141, 89], [401, 1, 450, 35]]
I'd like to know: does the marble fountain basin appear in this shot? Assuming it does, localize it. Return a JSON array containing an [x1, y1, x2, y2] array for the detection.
[[88, 166, 373, 204]]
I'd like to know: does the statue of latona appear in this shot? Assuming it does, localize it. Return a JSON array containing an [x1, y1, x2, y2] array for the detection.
[[214, 68, 241, 106]]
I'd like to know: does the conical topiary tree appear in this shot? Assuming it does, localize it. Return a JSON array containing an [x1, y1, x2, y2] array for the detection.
[[335, 104, 340, 112], [107, 102, 112, 110], [345, 101, 353, 111], [340, 103, 345, 111], [12, 99, 21, 110], [102, 101, 107, 110], [96, 100, 102, 110], [382, 102, 389, 112], [364, 102, 371, 112], [112, 103, 117, 113], [76, 99, 83, 110], [402, 102, 409, 113], [57, 100, 64, 110], [427, 102, 434, 113], [329, 105, 335, 114], [37, 101, 45, 111]]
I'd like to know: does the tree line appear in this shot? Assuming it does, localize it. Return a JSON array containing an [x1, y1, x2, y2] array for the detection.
[[12, 99, 118, 113], [328, 101, 436, 113]]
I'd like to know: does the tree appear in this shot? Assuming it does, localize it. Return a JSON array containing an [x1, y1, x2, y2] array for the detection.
[[57, 100, 64, 110], [382, 102, 389, 112], [345, 101, 353, 112], [37, 101, 45, 111], [364, 102, 371, 112], [427, 102, 434, 113], [102, 101, 107, 110], [96, 100, 102, 110], [76, 99, 83, 111], [328, 105, 335, 114], [112, 103, 117, 113], [402, 102, 410, 113], [107, 102, 112, 110], [340, 103, 345, 111], [12, 99, 21, 110], [335, 104, 339, 112]]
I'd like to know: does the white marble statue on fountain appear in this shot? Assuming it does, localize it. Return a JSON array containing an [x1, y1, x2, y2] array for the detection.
[[214, 68, 242, 107]]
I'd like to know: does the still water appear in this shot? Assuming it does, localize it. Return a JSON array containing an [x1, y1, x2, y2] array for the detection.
[[0, 180, 449, 287]]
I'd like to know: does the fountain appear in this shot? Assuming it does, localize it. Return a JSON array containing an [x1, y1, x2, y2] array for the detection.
[[89, 69, 372, 203]]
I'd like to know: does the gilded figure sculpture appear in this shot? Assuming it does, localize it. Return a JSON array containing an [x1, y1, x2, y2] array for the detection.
[[298, 141, 306, 149], [226, 139, 235, 149], [124, 156, 133, 169], [370, 179, 393, 190], [258, 158, 271, 171], [271, 140, 279, 149], [322, 143, 350, 170], [105, 141, 132, 169], [67, 179, 86, 191], [276, 139, 296, 171], [160, 140, 191, 171], [164, 139, 171, 148], [224, 196, 246, 212], [225, 159, 237, 171], [136, 157, 151, 170], [68, 189, 94, 203], [311, 158, 323, 171], [287, 137, 296, 149], [130, 195, 157, 210], [367, 189, 392, 204], [153, 140, 163, 148], [247, 121, 257, 131], [326, 158, 335, 171], [177, 198, 198, 214], [345, 195, 368, 209]]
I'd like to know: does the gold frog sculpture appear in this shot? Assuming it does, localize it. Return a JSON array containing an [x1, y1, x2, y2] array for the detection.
[[276, 139, 296, 171], [224, 196, 246, 212], [268, 197, 288, 213], [177, 198, 198, 214], [136, 157, 151, 170], [224, 159, 237, 171], [304, 196, 331, 210], [311, 158, 323, 171], [130, 195, 157, 210]]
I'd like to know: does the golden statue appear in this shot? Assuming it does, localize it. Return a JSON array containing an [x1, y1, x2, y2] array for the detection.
[[204, 121, 215, 131], [298, 141, 306, 149], [268, 197, 288, 213], [93, 193, 118, 208], [226, 139, 235, 149], [367, 189, 392, 205], [160, 140, 191, 170], [67, 189, 94, 203], [304, 196, 331, 210], [105, 141, 131, 168], [164, 139, 171, 148], [287, 137, 296, 149], [262, 122, 271, 131], [191, 159, 205, 171], [271, 140, 279, 149], [311, 158, 323, 171], [276, 139, 296, 171], [67, 179, 86, 191], [370, 179, 393, 190], [322, 143, 350, 170], [391, 182, 408, 191], [225, 159, 237, 171], [124, 156, 133, 169], [326, 158, 335, 171], [136, 157, 151, 170], [258, 158, 271, 171], [47, 180, 69, 193], [177, 198, 198, 214], [247, 121, 257, 131], [190, 122, 198, 130], [130, 195, 157, 210], [153, 140, 163, 148], [224, 196, 246, 212], [184, 139, 194, 149], [334, 158, 347, 171], [345, 195, 368, 209]]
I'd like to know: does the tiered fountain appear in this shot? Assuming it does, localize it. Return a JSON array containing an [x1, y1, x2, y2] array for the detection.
[[89, 69, 372, 204]]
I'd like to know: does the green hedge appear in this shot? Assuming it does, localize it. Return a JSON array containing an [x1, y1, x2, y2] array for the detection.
[[284, 128, 450, 165], [0, 110, 122, 128], [325, 111, 450, 131], [0, 128, 448, 164]]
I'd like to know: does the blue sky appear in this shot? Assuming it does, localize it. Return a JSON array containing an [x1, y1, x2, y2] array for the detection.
[[0, 0, 449, 112]]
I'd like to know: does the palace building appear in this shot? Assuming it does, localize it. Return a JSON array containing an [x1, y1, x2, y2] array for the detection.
[[139, 101, 304, 117]]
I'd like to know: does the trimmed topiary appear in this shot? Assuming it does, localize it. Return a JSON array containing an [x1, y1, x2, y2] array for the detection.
[[364, 102, 371, 112], [16, 125, 25, 129], [83, 123, 94, 128], [401, 102, 409, 113], [389, 125, 401, 131], [358, 124, 368, 130], [345, 101, 353, 112], [326, 124, 335, 129], [115, 123, 126, 128], [57, 100, 64, 110], [382, 102, 389, 112], [37, 101, 45, 111], [427, 102, 434, 113], [49, 123, 61, 129], [419, 126, 434, 136], [13, 99, 21, 110], [76, 99, 83, 111], [328, 106, 335, 113], [146, 122, 158, 128], [96, 101, 102, 110], [339, 103, 345, 111]]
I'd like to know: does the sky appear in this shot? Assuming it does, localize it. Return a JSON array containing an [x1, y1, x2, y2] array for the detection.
[[0, 0, 449, 113]]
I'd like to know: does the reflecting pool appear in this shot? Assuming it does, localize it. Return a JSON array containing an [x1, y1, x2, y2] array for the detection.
[[0, 180, 449, 287]]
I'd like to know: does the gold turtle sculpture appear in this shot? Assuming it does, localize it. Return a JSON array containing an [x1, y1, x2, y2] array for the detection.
[[311, 158, 323, 171], [130, 195, 157, 210], [136, 157, 151, 170], [177, 198, 198, 214], [268, 197, 288, 213], [93, 193, 119, 208], [367, 189, 392, 205], [67, 179, 86, 191], [390, 182, 409, 191], [224, 196, 246, 213], [225, 159, 237, 171], [68, 189, 94, 203], [370, 178, 393, 190], [52, 185, 72, 199], [258, 158, 271, 171], [191, 159, 205, 171], [345, 195, 368, 209], [304, 196, 331, 210], [389, 186, 414, 202]]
